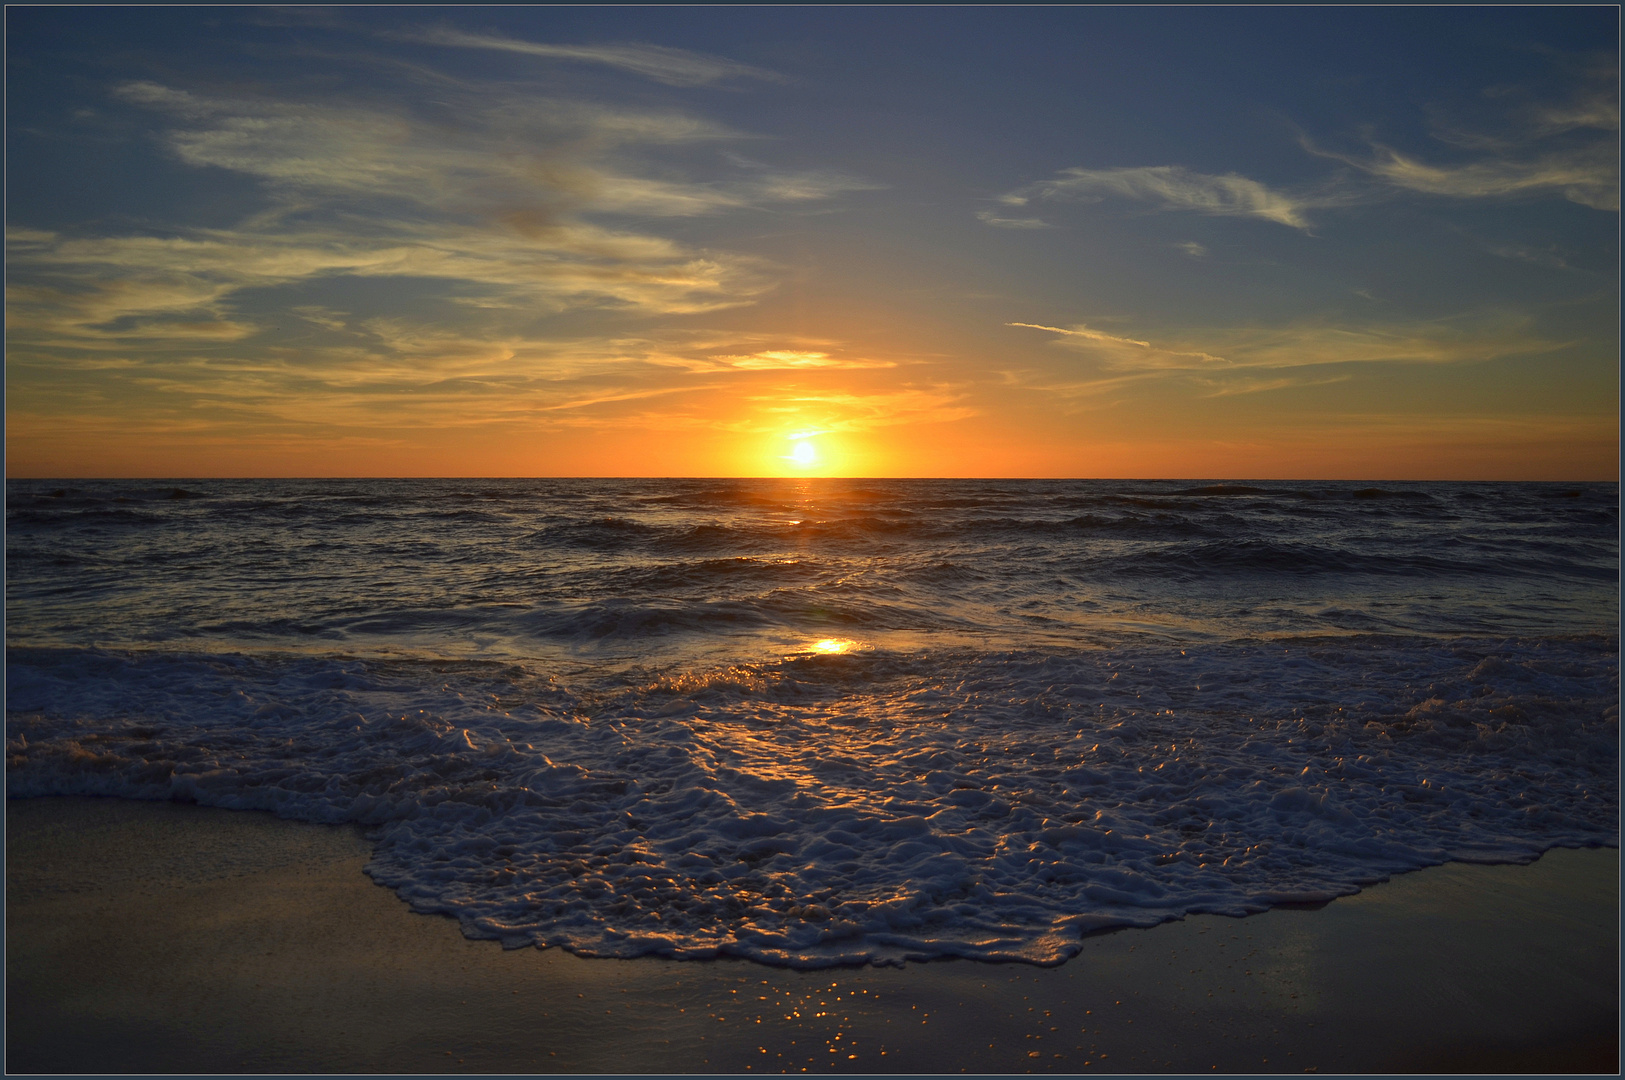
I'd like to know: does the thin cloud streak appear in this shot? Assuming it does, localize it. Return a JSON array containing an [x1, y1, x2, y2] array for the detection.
[[707, 350, 896, 371], [744, 386, 977, 433], [1001, 165, 1315, 230], [1303, 73, 1621, 212], [1008, 322, 1229, 368], [1192, 373, 1352, 397], [1306, 138, 1619, 211], [1195, 316, 1571, 369], [975, 209, 1052, 229], [396, 27, 782, 87], [1008, 312, 1570, 384]]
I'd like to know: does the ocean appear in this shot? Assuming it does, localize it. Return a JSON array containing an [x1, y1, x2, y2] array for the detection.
[[5, 478, 1618, 967]]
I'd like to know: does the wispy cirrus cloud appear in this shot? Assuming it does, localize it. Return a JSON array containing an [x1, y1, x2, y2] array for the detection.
[[998, 308, 1573, 414], [565, 330, 906, 375], [1305, 137, 1618, 212], [110, 80, 746, 215], [975, 209, 1052, 230], [744, 386, 977, 432], [107, 77, 869, 223], [718, 152, 883, 203], [1188, 373, 1352, 397], [1194, 314, 1570, 369], [6, 218, 770, 356], [11, 74, 885, 361], [1304, 69, 1620, 212], [396, 27, 782, 87], [1007, 321, 1229, 368], [1009, 310, 1567, 379], [997, 165, 1316, 230], [989, 64, 1620, 239], [707, 349, 895, 372], [1525, 88, 1619, 137]]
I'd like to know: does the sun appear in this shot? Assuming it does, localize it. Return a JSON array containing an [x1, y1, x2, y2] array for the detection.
[[789, 438, 818, 467], [769, 428, 845, 475]]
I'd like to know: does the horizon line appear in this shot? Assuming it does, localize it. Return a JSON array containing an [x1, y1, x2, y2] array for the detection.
[[7, 475, 1619, 485]]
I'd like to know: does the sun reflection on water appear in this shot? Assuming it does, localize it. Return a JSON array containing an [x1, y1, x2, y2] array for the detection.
[[809, 638, 856, 655]]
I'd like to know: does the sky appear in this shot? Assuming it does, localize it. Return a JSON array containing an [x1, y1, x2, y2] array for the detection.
[[6, 6, 1618, 479]]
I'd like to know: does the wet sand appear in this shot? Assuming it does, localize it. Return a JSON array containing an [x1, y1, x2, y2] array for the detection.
[[6, 796, 1618, 1074]]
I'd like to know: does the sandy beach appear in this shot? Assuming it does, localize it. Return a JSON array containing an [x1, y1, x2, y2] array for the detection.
[[6, 795, 1617, 1074]]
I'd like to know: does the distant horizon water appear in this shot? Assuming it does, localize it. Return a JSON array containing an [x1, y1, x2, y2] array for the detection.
[[7, 474, 1621, 482], [6, 477, 1617, 966]]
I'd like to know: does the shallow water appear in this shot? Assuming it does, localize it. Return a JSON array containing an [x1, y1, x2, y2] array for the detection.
[[6, 478, 1618, 965]]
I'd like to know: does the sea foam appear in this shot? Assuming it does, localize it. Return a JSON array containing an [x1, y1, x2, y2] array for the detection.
[[7, 634, 1615, 966]]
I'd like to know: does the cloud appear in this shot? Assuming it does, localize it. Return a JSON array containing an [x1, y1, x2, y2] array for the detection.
[[1009, 322, 1149, 347], [743, 386, 977, 432], [1007, 321, 1229, 368], [1008, 311, 1569, 383], [1174, 241, 1208, 258], [1499, 61, 1620, 137], [3, 311, 734, 437], [1527, 91, 1619, 136], [579, 331, 905, 375], [398, 27, 781, 87], [997, 309, 1578, 418], [12, 71, 892, 359], [110, 79, 876, 223], [6, 219, 772, 358], [1190, 373, 1352, 397], [1307, 138, 1618, 212], [975, 209, 1051, 229], [721, 153, 884, 203], [1481, 242, 1573, 270], [112, 81, 746, 216], [997, 65, 1621, 235], [1303, 71, 1621, 213], [1004, 166, 1314, 229], [752, 171, 883, 202], [1194, 315, 1567, 369], [706, 350, 895, 371]]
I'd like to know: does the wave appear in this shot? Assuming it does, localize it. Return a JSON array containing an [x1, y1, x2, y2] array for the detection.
[[7, 636, 1615, 967], [7, 476, 1617, 670]]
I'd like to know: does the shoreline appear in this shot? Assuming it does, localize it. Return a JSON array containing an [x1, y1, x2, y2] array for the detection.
[[7, 795, 1618, 1074]]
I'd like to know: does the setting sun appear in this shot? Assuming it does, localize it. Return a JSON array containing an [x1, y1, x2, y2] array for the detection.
[[789, 439, 818, 467]]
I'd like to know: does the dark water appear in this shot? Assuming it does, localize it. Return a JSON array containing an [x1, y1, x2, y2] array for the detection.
[[6, 478, 1618, 965]]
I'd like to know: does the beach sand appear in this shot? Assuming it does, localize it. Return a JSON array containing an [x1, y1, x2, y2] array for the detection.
[[6, 796, 1617, 1074]]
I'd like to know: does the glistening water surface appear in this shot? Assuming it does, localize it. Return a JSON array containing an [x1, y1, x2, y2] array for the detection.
[[6, 478, 1617, 965]]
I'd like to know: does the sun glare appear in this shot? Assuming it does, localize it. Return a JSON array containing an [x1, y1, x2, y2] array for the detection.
[[810, 638, 855, 654], [764, 427, 861, 477], [785, 433, 821, 468]]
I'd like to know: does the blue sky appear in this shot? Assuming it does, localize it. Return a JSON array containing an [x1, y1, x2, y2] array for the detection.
[[7, 6, 1617, 477]]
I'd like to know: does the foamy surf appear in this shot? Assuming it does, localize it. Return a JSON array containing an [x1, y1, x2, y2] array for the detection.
[[7, 633, 1615, 966]]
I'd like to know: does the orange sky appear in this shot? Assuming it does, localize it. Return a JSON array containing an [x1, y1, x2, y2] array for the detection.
[[6, 8, 1618, 479]]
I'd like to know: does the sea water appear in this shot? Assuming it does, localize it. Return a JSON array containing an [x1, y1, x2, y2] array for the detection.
[[6, 478, 1617, 966]]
